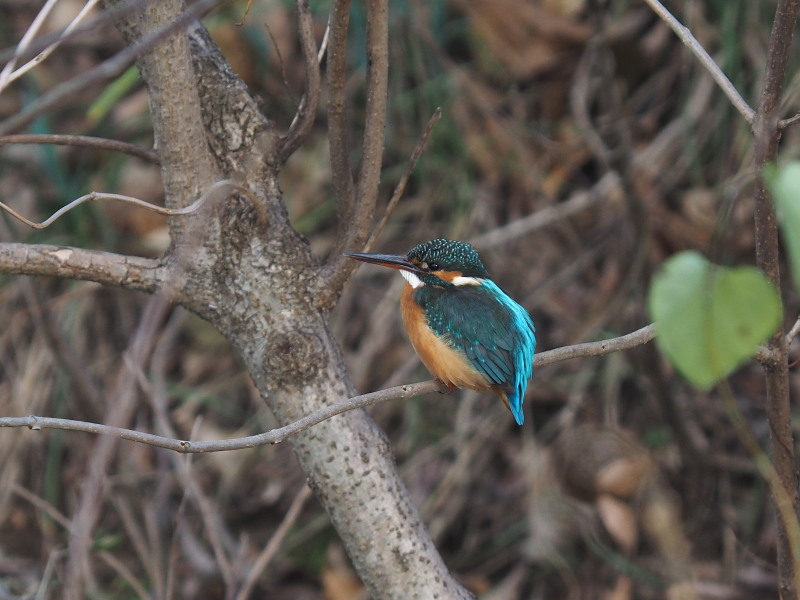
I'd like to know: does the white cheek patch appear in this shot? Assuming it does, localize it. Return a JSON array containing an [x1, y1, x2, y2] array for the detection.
[[452, 276, 483, 286], [400, 270, 424, 288]]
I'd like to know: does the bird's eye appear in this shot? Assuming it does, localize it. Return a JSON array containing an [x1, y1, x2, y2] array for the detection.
[[428, 262, 440, 271]]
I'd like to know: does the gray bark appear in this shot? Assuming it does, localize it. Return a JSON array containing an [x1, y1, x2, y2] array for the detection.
[[106, 3, 473, 598]]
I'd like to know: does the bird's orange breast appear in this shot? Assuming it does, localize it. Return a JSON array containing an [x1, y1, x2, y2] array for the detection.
[[400, 284, 490, 391]]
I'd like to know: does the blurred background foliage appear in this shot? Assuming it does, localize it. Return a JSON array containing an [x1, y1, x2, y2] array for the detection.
[[1, 0, 799, 598]]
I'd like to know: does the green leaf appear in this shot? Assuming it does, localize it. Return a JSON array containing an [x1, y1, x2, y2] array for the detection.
[[764, 161, 800, 293], [87, 66, 141, 125], [648, 251, 782, 389]]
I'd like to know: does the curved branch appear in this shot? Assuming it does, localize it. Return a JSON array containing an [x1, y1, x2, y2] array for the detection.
[[276, 0, 322, 163], [0, 134, 159, 163], [0, 179, 249, 230], [0, 380, 449, 453], [0, 325, 660, 454], [0, 243, 166, 293]]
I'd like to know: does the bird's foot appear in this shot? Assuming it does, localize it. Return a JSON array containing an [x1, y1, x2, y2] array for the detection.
[[434, 379, 454, 394]]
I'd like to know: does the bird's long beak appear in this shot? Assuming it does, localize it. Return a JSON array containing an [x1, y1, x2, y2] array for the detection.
[[345, 252, 423, 274]]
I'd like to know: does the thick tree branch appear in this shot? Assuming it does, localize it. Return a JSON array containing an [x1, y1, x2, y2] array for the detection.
[[0, 243, 165, 293]]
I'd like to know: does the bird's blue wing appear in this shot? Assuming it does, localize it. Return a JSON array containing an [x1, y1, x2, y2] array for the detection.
[[415, 281, 536, 424]]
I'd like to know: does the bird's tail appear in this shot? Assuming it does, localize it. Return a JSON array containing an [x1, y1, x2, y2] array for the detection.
[[499, 390, 525, 426]]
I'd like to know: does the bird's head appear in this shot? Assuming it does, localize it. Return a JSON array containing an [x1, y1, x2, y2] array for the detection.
[[346, 239, 490, 289]]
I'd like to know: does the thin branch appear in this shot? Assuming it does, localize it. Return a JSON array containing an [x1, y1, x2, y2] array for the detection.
[[761, 0, 800, 484], [755, 314, 800, 364], [0, 179, 246, 230], [0, 0, 59, 92], [780, 112, 800, 129], [235, 0, 255, 26], [353, 0, 389, 224], [787, 315, 800, 345], [234, 484, 313, 600], [12, 484, 152, 600], [318, 11, 332, 62], [0, 0, 102, 93], [325, 0, 355, 243], [0, 380, 448, 453], [0, 0, 150, 68], [750, 0, 800, 596], [470, 171, 622, 250], [0, 134, 159, 163], [0, 0, 223, 136], [317, 0, 390, 309], [0, 324, 660, 453], [362, 107, 442, 253], [535, 324, 655, 366], [277, 0, 322, 163], [641, 0, 756, 125]]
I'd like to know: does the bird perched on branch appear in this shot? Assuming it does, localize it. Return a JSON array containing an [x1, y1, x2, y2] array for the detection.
[[346, 239, 536, 425]]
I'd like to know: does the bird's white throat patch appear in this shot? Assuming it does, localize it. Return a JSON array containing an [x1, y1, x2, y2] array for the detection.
[[452, 276, 483, 286], [400, 271, 484, 288], [400, 270, 424, 288]]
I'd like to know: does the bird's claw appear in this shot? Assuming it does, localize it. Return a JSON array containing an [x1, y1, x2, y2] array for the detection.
[[434, 379, 454, 394]]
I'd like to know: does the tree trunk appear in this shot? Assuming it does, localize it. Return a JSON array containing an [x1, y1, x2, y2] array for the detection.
[[106, 5, 473, 598]]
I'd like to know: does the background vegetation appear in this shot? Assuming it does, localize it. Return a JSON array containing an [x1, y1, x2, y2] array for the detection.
[[0, 0, 799, 598]]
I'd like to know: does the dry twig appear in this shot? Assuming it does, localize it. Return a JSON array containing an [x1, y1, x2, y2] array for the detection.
[[0, 179, 246, 230], [0, 0, 101, 93], [277, 0, 322, 163], [0, 324, 658, 453], [749, 0, 800, 595], [0, 134, 159, 164], [235, 485, 313, 600], [0, 0, 223, 136], [641, 0, 755, 125], [363, 107, 443, 253]]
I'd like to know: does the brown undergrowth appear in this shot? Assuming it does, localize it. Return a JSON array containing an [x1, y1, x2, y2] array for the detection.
[[0, 0, 799, 598]]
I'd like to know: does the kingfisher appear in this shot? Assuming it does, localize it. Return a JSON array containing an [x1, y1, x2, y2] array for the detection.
[[346, 239, 536, 425]]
